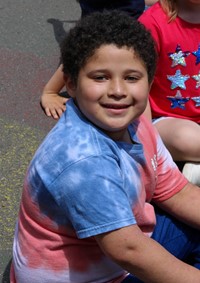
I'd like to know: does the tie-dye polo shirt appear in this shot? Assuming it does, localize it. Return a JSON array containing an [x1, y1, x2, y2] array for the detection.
[[11, 99, 187, 283]]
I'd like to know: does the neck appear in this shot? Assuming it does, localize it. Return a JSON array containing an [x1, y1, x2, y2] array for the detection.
[[105, 128, 133, 143], [177, 1, 200, 24]]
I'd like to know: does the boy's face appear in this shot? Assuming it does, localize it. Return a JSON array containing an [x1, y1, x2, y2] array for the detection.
[[67, 44, 150, 141]]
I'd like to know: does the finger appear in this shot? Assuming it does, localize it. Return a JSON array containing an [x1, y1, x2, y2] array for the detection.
[[62, 98, 69, 104], [57, 108, 65, 118], [45, 108, 52, 117], [61, 104, 66, 112], [51, 110, 59, 120]]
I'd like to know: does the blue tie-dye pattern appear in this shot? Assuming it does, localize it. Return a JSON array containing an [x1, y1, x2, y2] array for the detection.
[[28, 99, 146, 237]]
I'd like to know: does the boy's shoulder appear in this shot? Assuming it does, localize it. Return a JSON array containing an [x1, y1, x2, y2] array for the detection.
[[34, 99, 124, 167], [132, 114, 158, 145]]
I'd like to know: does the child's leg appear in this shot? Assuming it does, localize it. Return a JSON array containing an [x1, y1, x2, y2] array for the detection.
[[121, 274, 143, 282], [121, 207, 200, 283], [152, 206, 200, 269], [154, 118, 200, 185], [154, 118, 200, 161]]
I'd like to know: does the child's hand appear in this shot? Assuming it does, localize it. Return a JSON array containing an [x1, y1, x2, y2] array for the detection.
[[40, 92, 68, 119]]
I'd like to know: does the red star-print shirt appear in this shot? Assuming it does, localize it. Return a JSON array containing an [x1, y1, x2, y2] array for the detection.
[[139, 2, 200, 122]]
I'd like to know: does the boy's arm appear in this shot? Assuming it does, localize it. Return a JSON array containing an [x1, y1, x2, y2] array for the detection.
[[95, 223, 200, 283], [40, 64, 67, 119], [156, 182, 200, 229]]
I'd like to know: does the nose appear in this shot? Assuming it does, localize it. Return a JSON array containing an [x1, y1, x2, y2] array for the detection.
[[108, 78, 126, 99]]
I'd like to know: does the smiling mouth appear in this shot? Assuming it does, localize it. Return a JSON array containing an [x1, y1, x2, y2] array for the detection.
[[102, 103, 130, 109]]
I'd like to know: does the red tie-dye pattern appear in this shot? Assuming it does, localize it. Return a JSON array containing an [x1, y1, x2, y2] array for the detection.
[[18, 180, 103, 272], [10, 263, 16, 283], [137, 115, 187, 203]]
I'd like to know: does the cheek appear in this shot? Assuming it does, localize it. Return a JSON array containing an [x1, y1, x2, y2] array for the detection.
[[134, 88, 149, 103], [83, 86, 105, 102], [133, 91, 149, 110]]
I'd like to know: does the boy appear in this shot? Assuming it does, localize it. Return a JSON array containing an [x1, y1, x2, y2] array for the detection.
[[11, 11, 200, 283], [41, 0, 158, 119]]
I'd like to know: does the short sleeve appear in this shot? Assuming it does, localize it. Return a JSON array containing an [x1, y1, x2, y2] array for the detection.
[[49, 155, 136, 238], [152, 133, 188, 202]]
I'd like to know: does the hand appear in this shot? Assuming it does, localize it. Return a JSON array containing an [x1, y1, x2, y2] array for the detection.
[[40, 92, 68, 119]]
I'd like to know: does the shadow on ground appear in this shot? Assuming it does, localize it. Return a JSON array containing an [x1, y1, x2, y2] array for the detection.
[[1, 259, 12, 283]]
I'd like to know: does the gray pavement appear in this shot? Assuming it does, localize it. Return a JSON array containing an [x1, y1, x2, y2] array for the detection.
[[0, 1, 81, 281]]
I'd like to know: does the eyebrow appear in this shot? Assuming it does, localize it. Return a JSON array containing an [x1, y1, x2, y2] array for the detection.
[[87, 69, 144, 74]]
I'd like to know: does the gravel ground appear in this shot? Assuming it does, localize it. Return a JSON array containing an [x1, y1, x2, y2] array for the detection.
[[0, 1, 80, 281]]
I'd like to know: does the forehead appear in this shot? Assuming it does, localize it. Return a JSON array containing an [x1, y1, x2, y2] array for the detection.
[[85, 44, 143, 65], [81, 44, 147, 71], [93, 44, 135, 56], [78, 44, 147, 77]]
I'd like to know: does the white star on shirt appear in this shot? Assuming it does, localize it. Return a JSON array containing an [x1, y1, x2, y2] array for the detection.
[[167, 69, 190, 89], [192, 71, 200, 89]]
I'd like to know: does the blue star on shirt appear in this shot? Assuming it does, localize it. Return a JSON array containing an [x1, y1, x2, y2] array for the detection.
[[191, 97, 200, 107], [167, 69, 190, 89], [192, 44, 200, 65], [192, 71, 200, 89], [167, 90, 190, 109], [168, 44, 190, 67]]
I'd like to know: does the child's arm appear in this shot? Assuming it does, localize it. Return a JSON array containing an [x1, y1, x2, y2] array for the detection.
[[40, 64, 67, 119], [95, 218, 200, 282], [157, 182, 200, 229]]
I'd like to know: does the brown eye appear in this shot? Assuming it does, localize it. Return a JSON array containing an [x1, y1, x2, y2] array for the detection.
[[94, 75, 107, 81], [125, 76, 138, 82]]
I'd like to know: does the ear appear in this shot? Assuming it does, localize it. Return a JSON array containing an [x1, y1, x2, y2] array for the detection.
[[149, 77, 155, 90], [64, 75, 76, 98]]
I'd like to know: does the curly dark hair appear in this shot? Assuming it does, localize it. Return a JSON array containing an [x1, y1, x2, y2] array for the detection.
[[60, 10, 157, 84]]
